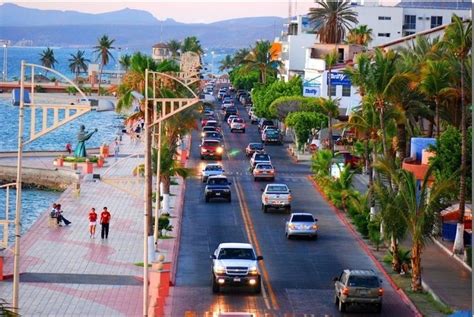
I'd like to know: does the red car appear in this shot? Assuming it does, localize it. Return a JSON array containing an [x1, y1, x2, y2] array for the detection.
[[201, 115, 216, 127], [339, 151, 362, 169], [200, 139, 224, 160]]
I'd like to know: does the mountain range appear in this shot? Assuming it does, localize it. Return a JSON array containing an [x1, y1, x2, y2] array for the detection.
[[0, 3, 286, 49]]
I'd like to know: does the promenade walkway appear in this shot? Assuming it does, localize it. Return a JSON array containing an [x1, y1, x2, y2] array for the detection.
[[352, 173, 472, 312], [0, 135, 146, 316]]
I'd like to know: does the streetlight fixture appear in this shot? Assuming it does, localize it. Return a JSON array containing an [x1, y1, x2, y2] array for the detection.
[[2, 42, 7, 82]]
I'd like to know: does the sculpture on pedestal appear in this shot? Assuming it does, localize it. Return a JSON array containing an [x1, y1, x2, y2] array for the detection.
[[74, 125, 98, 158]]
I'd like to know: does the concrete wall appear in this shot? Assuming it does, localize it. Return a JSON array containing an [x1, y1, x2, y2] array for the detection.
[[0, 165, 79, 190]]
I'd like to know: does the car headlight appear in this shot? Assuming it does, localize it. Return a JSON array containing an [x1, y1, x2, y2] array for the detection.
[[248, 266, 258, 275], [311, 224, 318, 230], [201, 132, 205, 137], [214, 266, 226, 274], [288, 224, 296, 230], [223, 189, 230, 192], [216, 147, 223, 154]]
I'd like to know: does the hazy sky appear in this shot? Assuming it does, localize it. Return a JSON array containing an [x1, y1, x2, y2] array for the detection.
[[4, 1, 321, 23]]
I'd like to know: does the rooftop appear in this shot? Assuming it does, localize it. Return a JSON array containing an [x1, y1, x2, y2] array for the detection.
[[395, 0, 471, 10], [152, 43, 169, 48]]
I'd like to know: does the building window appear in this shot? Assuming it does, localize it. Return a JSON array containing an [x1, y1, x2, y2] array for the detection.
[[403, 31, 415, 36], [342, 85, 351, 97], [404, 15, 416, 29], [431, 16, 443, 28], [378, 16, 391, 20], [329, 85, 337, 97], [377, 33, 391, 37]]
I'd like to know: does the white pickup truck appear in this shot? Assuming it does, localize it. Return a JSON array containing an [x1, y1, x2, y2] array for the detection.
[[261, 183, 292, 213]]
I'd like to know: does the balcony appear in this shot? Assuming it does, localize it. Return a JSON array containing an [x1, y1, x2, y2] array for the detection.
[[403, 23, 416, 30]]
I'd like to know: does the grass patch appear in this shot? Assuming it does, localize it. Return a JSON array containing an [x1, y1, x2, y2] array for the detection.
[[134, 262, 152, 267], [158, 235, 175, 240], [63, 156, 99, 163]]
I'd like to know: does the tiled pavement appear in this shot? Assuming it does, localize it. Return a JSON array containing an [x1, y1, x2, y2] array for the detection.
[[0, 134, 147, 316]]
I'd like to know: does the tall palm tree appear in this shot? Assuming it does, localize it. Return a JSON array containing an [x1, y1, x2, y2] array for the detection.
[[308, 0, 359, 44], [319, 97, 339, 153], [167, 39, 182, 58], [119, 54, 131, 72], [68, 50, 90, 83], [441, 15, 472, 253], [93, 35, 115, 95], [233, 48, 250, 66], [181, 36, 203, 54], [346, 24, 373, 47], [325, 49, 338, 100], [375, 159, 454, 291], [39, 47, 57, 76], [344, 52, 371, 98], [244, 40, 281, 84], [219, 55, 234, 72], [416, 59, 451, 138]]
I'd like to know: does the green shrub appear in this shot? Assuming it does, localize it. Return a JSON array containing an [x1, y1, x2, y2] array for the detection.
[[66, 86, 78, 95], [158, 215, 173, 237], [35, 85, 45, 93], [62, 156, 98, 163], [353, 213, 369, 238], [368, 221, 382, 250]]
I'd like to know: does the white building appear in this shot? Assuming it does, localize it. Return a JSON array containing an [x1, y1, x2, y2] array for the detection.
[[151, 43, 172, 62]]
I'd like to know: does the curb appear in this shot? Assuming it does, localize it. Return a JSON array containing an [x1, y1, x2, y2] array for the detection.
[[307, 175, 422, 317], [431, 237, 472, 272], [421, 280, 451, 310]]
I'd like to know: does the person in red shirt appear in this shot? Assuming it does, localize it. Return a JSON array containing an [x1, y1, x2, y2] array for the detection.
[[88, 208, 97, 238], [100, 207, 111, 239]]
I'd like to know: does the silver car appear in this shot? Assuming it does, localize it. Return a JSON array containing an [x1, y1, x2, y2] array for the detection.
[[201, 163, 224, 183], [285, 213, 318, 239]]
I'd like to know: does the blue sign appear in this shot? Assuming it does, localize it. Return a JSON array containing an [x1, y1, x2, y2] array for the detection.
[[328, 73, 351, 86], [303, 83, 320, 97]]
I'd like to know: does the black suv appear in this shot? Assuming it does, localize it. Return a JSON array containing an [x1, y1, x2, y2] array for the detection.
[[205, 176, 232, 202], [224, 106, 238, 121]]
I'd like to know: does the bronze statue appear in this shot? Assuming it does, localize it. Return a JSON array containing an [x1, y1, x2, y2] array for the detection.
[[74, 125, 98, 158]]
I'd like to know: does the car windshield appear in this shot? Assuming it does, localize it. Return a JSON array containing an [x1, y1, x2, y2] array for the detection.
[[256, 164, 273, 170], [233, 118, 244, 123], [266, 130, 279, 136], [267, 185, 288, 192], [254, 154, 270, 161], [292, 215, 314, 222], [263, 120, 274, 126], [348, 276, 380, 288], [203, 141, 220, 147], [250, 144, 263, 150], [218, 248, 256, 260], [203, 127, 217, 132], [205, 165, 222, 171], [206, 121, 217, 127], [226, 108, 237, 112], [208, 178, 229, 185]]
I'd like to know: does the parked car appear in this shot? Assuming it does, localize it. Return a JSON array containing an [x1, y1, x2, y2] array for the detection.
[[210, 242, 263, 293], [285, 213, 318, 239], [333, 269, 384, 313], [204, 175, 232, 202], [253, 163, 275, 182], [201, 163, 225, 183], [200, 139, 224, 160], [261, 184, 292, 213], [230, 118, 246, 133], [245, 143, 265, 157]]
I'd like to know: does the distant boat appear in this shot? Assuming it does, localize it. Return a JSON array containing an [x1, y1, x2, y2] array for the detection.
[[11, 88, 31, 106]]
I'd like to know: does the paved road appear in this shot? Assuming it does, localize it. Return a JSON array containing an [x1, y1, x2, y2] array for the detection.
[[168, 95, 416, 316]]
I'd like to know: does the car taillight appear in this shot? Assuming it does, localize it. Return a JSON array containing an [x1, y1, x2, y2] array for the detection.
[[342, 287, 350, 296], [264, 197, 269, 203], [288, 194, 292, 201], [378, 288, 384, 296]]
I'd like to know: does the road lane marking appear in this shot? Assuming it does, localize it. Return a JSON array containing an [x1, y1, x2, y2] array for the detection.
[[234, 179, 280, 311]]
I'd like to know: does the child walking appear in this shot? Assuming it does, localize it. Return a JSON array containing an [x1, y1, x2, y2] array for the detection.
[[88, 208, 97, 238]]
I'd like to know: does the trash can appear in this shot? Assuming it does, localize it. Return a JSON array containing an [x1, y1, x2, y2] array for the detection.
[[100, 144, 109, 158], [442, 221, 457, 241]]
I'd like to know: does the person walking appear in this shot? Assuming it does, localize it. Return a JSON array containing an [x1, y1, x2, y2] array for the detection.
[[100, 207, 111, 239], [114, 138, 120, 161], [88, 208, 98, 238]]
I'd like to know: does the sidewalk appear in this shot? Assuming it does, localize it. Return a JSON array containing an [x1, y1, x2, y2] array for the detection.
[[0, 134, 146, 316], [352, 173, 472, 312]]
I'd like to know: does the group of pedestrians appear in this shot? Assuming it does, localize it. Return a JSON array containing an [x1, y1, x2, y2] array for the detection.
[[88, 207, 112, 239], [50, 203, 112, 240]]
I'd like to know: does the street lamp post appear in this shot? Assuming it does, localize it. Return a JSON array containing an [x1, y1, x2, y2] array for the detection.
[[211, 51, 215, 76], [2, 42, 7, 81]]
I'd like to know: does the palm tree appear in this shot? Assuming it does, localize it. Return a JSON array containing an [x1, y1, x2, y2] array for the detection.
[[68, 50, 90, 83], [416, 59, 451, 138], [244, 40, 282, 84], [311, 149, 333, 178], [346, 24, 373, 47], [325, 49, 338, 100], [181, 36, 203, 54], [39, 47, 57, 76], [119, 54, 131, 71], [167, 39, 182, 58], [344, 52, 371, 97], [308, 0, 359, 44], [219, 55, 234, 72], [93, 35, 115, 95], [233, 48, 250, 66], [441, 15, 472, 253], [375, 159, 454, 291], [319, 97, 339, 153]]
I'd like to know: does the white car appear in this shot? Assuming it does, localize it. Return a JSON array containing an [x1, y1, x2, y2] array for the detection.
[[210, 242, 263, 294], [227, 115, 239, 126], [230, 118, 246, 133], [285, 213, 319, 239], [261, 183, 291, 213], [201, 163, 225, 183], [250, 152, 271, 170], [221, 101, 233, 111]]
